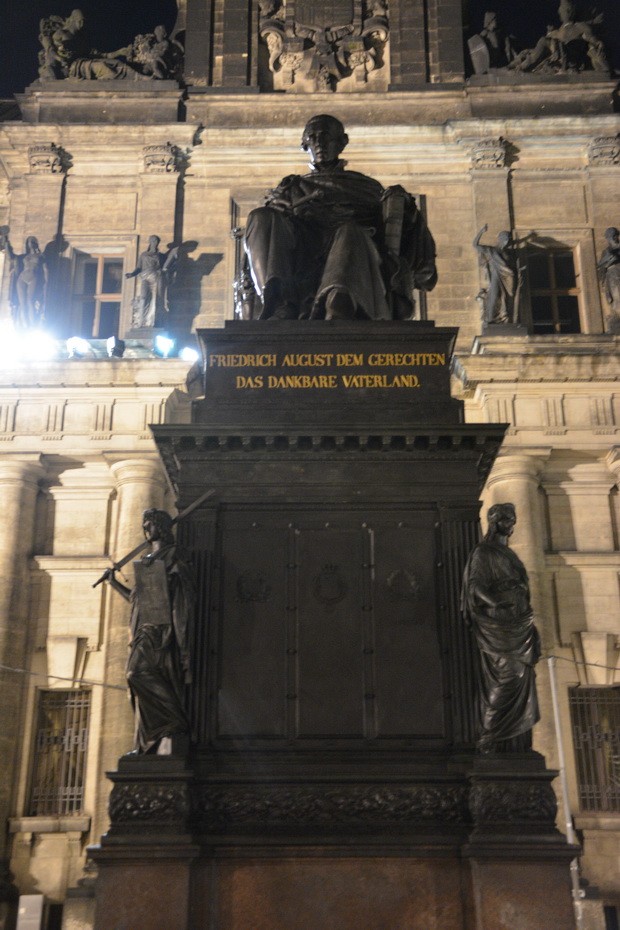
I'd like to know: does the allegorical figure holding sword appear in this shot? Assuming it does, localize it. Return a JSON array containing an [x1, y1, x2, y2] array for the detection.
[[101, 508, 196, 755]]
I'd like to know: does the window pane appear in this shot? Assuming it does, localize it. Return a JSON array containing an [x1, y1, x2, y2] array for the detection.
[[102, 259, 123, 295], [556, 296, 580, 333], [527, 252, 550, 288], [79, 300, 96, 338], [97, 301, 120, 339], [532, 296, 555, 334], [80, 260, 98, 296], [29, 690, 91, 816], [553, 251, 577, 288]]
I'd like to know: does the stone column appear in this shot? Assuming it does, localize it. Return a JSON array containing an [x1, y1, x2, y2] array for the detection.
[[0, 458, 45, 876], [94, 458, 166, 837]]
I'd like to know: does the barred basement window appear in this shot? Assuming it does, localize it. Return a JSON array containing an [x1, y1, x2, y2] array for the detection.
[[527, 248, 581, 334], [569, 686, 620, 813], [28, 690, 91, 816]]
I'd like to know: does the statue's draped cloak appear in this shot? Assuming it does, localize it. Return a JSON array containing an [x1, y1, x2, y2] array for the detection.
[[461, 540, 541, 749], [127, 544, 195, 752], [245, 163, 436, 319], [598, 246, 620, 309], [477, 244, 519, 324]]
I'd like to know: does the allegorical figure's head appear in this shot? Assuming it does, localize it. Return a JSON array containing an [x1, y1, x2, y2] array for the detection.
[[301, 114, 349, 167], [25, 236, 40, 253], [148, 234, 161, 251], [142, 508, 174, 545], [558, 0, 577, 24], [497, 230, 512, 249], [487, 502, 517, 536], [605, 227, 620, 246]]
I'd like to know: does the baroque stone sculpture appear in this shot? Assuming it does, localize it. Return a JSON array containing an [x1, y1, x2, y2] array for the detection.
[[243, 114, 437, 321], [468, 12, 518, 74], [461, 503, 541, 753], [126, 235, 179, 329], [0, 229, 47, 328], [259, 0, 389, 92], [473, 225, 523, 326], [102, 509, 195, 755], [37, 9, 183, 81], [507, 0, 608, 74], [598, 226, 620, 333]]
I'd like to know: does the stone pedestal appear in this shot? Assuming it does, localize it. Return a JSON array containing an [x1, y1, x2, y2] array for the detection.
[[90, 322, 577, 929]]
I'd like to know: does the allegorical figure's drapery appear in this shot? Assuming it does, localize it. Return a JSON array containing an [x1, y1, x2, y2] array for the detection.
[[462, 528, 541, 752], [127, 541, 195, 753]]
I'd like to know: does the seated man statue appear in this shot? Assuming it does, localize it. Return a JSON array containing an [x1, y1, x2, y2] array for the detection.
[[243, 114, 437, 320]]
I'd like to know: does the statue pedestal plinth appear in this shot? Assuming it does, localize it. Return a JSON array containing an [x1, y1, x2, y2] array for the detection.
[[90, 321, 577, 930]]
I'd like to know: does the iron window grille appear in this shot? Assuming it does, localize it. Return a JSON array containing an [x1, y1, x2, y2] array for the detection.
[[569, 686, 620, 813], [28, 689, 91, 816]]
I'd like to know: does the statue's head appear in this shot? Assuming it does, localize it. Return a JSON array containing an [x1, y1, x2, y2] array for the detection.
[[497, 230, 512, 249], [487, 502, 516, 536], [483, 11, 497, 30], [68, 9, 85, 30], [148, 234, 161, 250], [154, 25, 167, 41], [25, 236, 40, 253], [605, 227, 620, 245], [558, 0, 577, 24], [142, 508, 174, 545], [301, 115, 349, 167]]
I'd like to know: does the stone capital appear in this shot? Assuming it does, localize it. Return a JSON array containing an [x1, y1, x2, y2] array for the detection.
[[487, 451, 550, 488], [605, 446, 620, 480], [0, 456, 46, 491], [108, 456, 166, 490]]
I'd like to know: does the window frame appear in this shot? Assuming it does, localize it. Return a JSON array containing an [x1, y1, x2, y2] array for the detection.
[[515, 228, 603, 335]]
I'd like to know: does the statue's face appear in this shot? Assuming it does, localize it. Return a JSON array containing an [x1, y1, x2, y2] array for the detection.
[[143, 516, 160, 543], [148, 235, 160, 250], [493, 508, 516, 537], [498, 231, 512, 249], [303, 121, 344, 166]]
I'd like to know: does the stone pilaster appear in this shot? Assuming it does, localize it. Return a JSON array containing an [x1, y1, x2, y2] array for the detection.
[[545, 459, 616, 552], [94, 458, 166, 838], [0, 458, 45, 863]]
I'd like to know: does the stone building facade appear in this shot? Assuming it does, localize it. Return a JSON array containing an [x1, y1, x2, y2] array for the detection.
[[0, 1, 619, 927]]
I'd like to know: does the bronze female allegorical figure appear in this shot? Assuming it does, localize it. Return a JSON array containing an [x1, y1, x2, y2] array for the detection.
[[102, 508, 195, 755], [462, 503, 541, 753]]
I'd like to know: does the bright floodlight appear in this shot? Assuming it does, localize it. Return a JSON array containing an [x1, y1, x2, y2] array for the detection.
[[0, 324, 57, 364], [0, 323, 21, 365], [179, 346, 199, 363], [27, 331, 56, 361], [155, 334, 175, 358], [67, 336, 92, 358]]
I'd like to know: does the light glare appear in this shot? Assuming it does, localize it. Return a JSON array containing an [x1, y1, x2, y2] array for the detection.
[[179, 347, 199, 363]]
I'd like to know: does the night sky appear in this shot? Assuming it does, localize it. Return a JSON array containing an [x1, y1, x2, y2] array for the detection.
[[0, 0, 619, 98]]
